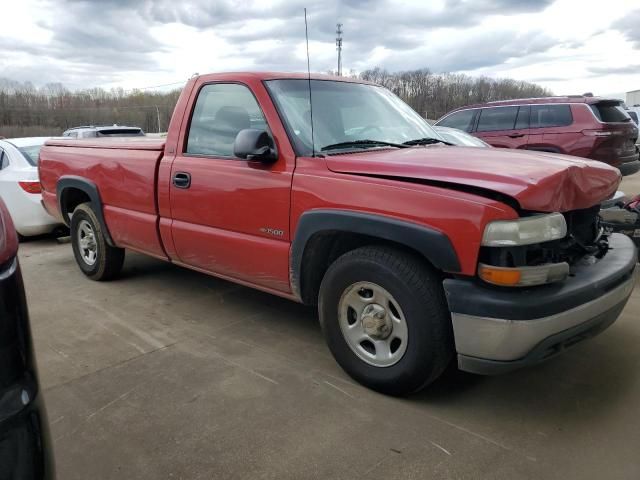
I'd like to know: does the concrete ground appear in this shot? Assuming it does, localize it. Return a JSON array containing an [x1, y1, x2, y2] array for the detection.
[[19, 175, 640, 480]]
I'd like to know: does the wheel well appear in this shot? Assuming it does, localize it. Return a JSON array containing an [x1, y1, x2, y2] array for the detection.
[[298, 231, 438, 305], [60, 187, 91, 221]]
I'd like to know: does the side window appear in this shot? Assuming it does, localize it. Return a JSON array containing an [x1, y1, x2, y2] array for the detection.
[[530, 105, 573, 128], [186, 83, 267, 157], [476, 107, 519, 132], [515, 106, 530, 129], [437, 109, 476, 132]]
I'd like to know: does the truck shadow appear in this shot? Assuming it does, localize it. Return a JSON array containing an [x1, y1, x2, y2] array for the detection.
[[117, 251, 638, 429]]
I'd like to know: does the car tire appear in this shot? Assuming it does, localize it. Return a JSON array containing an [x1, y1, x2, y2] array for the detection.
[[70, 202, 124, 281], [318, 246, 454, 396]]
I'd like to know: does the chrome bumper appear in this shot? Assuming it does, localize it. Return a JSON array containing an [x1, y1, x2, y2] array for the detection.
[[443, 233, 638, 375], [454, 268, 635, 363]]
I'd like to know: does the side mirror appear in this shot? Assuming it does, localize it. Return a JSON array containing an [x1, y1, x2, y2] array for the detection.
[[234, 129, 277, 162]]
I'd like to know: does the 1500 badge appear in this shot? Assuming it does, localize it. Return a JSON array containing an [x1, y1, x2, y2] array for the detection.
[[260, 227, 284, 237]]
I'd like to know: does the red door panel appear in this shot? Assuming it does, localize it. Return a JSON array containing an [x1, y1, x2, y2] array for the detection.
[[167, 80, 294, 293], [169, 157, 292, 291]]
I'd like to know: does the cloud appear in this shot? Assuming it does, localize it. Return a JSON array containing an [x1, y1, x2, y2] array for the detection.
[[588, 64, 640, 75], [65, 0, 556, 63], [613, 8, 640, 48], [3, 0, 639, 98]]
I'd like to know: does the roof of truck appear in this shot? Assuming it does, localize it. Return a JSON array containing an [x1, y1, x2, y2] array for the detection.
[[193, 71, 375, 85]]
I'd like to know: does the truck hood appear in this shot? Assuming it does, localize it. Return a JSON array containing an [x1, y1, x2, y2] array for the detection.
[[325, 146, 621, 212]]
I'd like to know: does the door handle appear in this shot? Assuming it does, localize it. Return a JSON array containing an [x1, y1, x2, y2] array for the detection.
[[508, 133, 525, 138], [172, 172, 191, 189]]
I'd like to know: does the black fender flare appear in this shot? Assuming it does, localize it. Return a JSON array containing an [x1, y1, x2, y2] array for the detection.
[[290, 209, 461, 300], [56, 176, 115, 246]]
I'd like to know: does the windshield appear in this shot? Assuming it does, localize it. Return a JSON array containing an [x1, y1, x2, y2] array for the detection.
[[265, 79, 442, 155], [18, 144, 43, 165]]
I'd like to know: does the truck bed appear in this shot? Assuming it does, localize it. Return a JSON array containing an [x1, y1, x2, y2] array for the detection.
[[46, 137, 166, 151], [40, 138, 167, 258]]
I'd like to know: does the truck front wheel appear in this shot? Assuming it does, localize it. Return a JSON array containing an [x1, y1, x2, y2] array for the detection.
[[318, 246, 454, 396], [70, 203, 125, 281]]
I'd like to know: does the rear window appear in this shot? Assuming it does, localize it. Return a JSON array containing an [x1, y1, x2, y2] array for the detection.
[[436, 109, 476, 132], [530, 104, 573, 128], [96, 128, 144, 136], [18, 145, 43, 166], [589, 102, 631, 123], [476, 107, 518, 132]]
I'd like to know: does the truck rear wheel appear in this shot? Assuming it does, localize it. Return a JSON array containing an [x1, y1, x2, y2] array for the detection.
[[318, 246, 454, 396], [70, 203, 124, 281]]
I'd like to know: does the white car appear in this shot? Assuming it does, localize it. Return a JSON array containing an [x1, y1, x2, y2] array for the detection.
[[0, 137, 64, 237]]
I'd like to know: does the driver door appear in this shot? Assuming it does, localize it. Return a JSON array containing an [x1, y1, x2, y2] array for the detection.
[[168, 82, 293, 293]]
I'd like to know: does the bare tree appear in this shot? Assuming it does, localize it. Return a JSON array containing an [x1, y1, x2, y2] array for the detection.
[[360, 68, 552, 120], [0, 78, 182, 138], [0, 69, 552, 137]]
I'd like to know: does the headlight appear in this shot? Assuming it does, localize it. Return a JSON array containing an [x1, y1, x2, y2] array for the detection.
[[481, 213, 567, 247]]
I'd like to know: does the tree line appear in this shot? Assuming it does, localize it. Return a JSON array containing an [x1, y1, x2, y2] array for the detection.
[[0, 69, 552, 138], [0, 78, 181, 138], [359, 68, 552, 120]]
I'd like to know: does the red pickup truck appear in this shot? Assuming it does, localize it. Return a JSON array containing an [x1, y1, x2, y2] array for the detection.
[[39, 72, 638, 395]]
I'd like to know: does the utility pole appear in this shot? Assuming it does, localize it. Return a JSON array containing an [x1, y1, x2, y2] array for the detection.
[[155, 105, 161, 133], [336, 23, 343, 76]]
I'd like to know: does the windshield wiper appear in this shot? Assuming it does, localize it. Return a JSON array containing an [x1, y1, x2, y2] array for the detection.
[[321, 139, 409, 152], [402, 137, 454, 146]]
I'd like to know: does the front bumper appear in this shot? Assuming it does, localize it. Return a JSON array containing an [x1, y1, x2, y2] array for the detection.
[[618, 159, 640, 177], [443, 233, 638, 375], [13, 194, 62, 237]]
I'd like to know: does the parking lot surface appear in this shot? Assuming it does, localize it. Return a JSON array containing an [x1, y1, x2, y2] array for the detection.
[[21, 176, 640, 480]]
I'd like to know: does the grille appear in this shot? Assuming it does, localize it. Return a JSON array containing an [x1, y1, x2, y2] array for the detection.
[[563, 205, 601, 246]]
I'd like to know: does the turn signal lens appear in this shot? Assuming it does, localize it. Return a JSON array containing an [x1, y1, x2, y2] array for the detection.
[[478, 265, 522, 286], [18, 181, 42, 194], [478, 262, 569, 287]]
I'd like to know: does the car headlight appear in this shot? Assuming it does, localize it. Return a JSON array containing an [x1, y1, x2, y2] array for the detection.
[[481, 213, 567, 247]]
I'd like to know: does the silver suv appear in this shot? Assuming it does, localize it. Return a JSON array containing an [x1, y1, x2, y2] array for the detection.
[[62, 125, 145, 138]]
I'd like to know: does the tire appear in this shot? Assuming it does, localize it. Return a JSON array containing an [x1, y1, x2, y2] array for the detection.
[[70, 203, 124, 281], [318, 246, 454, 396]]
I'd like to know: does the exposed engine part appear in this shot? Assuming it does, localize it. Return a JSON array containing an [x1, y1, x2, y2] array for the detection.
[[600, 207, 639, 224]]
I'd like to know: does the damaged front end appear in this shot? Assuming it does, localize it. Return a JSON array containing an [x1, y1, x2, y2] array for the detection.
[[477, 206, 611, 287]]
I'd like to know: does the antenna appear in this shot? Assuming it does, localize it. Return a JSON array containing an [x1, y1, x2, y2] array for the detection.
[[336, 23, 343, 76], [304, 8, 316, 157]]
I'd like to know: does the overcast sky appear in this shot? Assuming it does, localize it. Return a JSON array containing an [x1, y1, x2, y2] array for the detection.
[[1, 0, 639, 98]]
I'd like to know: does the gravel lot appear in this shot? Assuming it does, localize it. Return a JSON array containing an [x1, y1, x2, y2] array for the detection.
[[20, 175, 640, 480]]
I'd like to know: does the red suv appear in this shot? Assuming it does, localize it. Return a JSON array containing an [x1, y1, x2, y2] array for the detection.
[[435, 96, 640, 176]]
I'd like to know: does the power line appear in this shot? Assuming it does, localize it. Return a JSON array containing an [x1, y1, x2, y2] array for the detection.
[[130, 81, 186, 91]]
